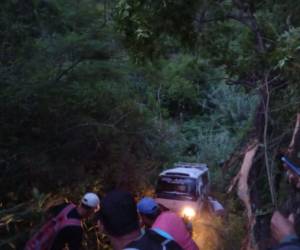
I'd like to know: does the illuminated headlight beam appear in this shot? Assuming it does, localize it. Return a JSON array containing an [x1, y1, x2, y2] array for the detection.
[[181, 207, 196, 219]]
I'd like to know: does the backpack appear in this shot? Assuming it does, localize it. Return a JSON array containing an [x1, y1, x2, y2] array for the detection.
[[25, 203, 81, 250], [123, 229, 183, 250]]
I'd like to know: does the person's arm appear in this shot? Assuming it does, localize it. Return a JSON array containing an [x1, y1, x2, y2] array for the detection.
[[271, 211, 296, 243], [286, 170, 300, 189], [271, 211, 300, 250], [51, 226, 83, 250]]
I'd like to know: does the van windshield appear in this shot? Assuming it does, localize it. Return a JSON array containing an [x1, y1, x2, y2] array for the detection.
[[156, 176, 197, 200]]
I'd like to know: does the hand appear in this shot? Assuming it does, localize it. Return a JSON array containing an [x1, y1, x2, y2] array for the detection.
[[286, 169, 300, 189], [271, 211, 296, 242]]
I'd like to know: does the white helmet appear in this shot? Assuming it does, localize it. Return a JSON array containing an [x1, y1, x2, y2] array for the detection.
[[81, 192, 100, 210]]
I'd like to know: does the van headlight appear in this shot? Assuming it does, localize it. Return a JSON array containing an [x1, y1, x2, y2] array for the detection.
[[181, 207, 196, 220]]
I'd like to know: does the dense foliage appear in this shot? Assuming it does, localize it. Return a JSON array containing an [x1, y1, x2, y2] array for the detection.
[[1, 0, 300, 249], [0, 0, 170, 201], [115, 0, 300, 249], [0, 1, 177, 248]]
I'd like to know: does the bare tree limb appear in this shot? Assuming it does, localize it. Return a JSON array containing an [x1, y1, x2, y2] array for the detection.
[[262, 71, 276, 206], [227, 139, 259, 250], [287, 113, 300, 158], [53, 59, 82, 84]]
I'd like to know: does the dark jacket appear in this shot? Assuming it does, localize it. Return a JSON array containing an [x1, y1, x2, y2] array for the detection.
[[272, 238, 300, 250], [124, 229, 183, 250]]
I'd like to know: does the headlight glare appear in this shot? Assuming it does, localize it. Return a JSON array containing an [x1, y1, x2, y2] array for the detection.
[[181, 207, 196, 219]]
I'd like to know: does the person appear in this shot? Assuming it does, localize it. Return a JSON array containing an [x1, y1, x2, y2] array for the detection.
[[270, 159, 300, 250], [137, 197, 199, 250], [97, 190, 183, 250], [271, 211, 300, 249], [286, 169, 300, 189], [25, 192, 100, 250]]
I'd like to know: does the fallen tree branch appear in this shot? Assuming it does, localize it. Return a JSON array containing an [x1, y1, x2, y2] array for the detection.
[[227, 139, 260, 250], [287, 113, 300, 158], [237, 140, 259, 220], [262, 71, 276, 206]]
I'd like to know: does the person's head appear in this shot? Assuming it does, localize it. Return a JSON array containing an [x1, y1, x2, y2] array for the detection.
[[137, 197, 161, 228], [98, 190, 140, 237], [78, 192, 100, 218]]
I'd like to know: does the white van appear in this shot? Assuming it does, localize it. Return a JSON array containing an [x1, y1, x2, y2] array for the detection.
[[155, 162, 209, 219]]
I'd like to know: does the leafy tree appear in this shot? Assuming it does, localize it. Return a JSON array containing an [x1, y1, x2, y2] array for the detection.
[[0, 0, 176, 203], [115, 0, 300, 248], [0, 1, 185, 248]]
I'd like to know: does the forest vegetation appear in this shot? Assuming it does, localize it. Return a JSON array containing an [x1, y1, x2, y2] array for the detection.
[[1, 0, 300, 249]]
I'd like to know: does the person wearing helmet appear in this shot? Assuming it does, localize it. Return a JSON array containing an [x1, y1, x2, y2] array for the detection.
[[137, 197, 199, 250], [25, 192, 100, 250]]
